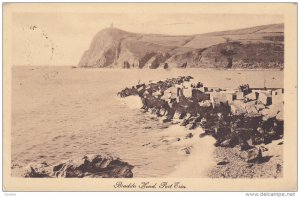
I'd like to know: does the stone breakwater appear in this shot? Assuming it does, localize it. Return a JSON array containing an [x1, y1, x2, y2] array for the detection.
[[118, 76, 284, 164], [11, 154, 134, 178]]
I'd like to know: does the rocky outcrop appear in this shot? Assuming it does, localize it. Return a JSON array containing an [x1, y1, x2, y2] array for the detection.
[[79, 24, 284, 69], [14, 154, 134, 178]]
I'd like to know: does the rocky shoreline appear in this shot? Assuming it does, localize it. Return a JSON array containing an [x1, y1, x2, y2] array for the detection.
[[118, 75, 284, 178], [209, 140, 283, 178], [11, 154, 134, 178]]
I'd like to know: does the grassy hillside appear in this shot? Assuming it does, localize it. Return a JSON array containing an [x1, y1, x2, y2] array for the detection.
[[79, 23, 284, 69]]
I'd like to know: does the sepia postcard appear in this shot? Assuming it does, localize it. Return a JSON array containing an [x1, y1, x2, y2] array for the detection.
[[3, 2, 297, 191]]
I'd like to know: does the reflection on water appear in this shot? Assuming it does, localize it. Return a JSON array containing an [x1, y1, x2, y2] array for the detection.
[[11, 66, 283, 177]]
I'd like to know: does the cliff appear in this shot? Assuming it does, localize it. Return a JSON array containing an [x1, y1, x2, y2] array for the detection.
[[79, 23, 284, 69]]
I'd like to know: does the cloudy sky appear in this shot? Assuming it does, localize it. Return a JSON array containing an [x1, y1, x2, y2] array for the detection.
[[12, 12, 283, 66]]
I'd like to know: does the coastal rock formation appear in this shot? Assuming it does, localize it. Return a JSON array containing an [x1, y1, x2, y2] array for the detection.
[[79, 24, 284, 69], [15, 154, 134, 178], [118, 76, 284, 149]]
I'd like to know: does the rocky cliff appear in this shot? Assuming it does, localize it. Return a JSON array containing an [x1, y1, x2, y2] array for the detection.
[[79, 23, 284, 69]]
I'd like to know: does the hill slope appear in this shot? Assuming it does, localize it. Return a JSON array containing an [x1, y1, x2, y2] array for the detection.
[[78, 23, 284, 69]]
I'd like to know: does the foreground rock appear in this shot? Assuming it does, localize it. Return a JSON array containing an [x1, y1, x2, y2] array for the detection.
[[14, 154, 134, 178]]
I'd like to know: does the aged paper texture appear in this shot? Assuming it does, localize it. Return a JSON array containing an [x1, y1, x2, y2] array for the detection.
[[3, 3, 297, 191]]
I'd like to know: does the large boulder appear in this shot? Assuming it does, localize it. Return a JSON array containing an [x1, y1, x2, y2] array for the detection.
[[230, 100, 247, 115], [244, 101, 258, 114], [19, 154, 134, 178], [240, 147, 263, 163], [245, 92, 258, 101]]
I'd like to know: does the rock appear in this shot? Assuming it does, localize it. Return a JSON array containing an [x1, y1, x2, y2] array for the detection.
[[231, 100, 247, 115], [183, 87, 192, 98], [179, 112, 188, 119], [23, 162, 51, 178], [219, 138, 231, 147], [247, 163, 254, 168], [188, 121, 198, 130], [258, 92, 272, 105], [173, 112, 181, 119], [217, 158, 229, 165], [53, 154, 134, 178], [260, 106, 279, 121], [18, 154, 134, 178], [245, 92, 258, 101], [260, 146, 268, 152], [256, 104, 266, 111], [236, 91, 244, 100], [185, 133, 193, 139], [244, 101, 258, 114], [247, 148, 262, 163], [278, 141, 283, 145], [179, 146, 192, 155], [276, 164, 282, 173], [199, 133, 208, 138], [240, 141, 255, 151], [163, 118, 172, 123], [199, 100, 211, 107], [257, 127, 264, 134], [276, 110, 283, 121]]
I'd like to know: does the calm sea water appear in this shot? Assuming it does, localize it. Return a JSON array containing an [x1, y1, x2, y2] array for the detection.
[[11, 66, 283, 177]]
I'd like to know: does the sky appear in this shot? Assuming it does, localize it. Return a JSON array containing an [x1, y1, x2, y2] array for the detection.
[[11, 12, 283, 66]]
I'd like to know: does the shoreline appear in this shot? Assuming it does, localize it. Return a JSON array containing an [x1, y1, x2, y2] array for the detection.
[[121, 96, 217, 178], [146, 113, 284, 179]]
